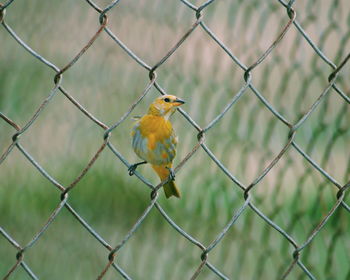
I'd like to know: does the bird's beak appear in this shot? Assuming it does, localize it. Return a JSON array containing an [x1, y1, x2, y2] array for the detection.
[[173, 98, 185, 106]]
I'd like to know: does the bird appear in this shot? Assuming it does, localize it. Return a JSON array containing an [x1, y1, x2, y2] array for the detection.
[[129, 94, 185, 198]]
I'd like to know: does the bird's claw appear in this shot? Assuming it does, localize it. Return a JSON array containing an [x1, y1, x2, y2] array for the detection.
[[128, 161, 147, 176], [166, 167, 176, 181], [128, 164, 137, 176]]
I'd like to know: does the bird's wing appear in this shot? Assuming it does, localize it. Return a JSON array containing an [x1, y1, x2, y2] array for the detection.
[[132, 131, 176, 165], [132, 122, 149, 162], [146, 128, 177, 165]]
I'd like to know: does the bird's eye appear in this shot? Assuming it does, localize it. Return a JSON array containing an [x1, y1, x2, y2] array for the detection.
[[164, 98, 170, 103]]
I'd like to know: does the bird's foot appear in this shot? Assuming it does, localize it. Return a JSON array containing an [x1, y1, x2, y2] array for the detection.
[[128, 165, 137, 176], [166, 167, 176, 181], [128, 161, 147, 176]]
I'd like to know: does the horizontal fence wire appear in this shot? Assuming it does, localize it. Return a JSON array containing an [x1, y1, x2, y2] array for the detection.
[[0, 0, 349, 279]]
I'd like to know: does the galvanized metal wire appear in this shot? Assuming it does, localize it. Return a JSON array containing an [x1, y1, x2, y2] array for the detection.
[[1, 0, 349, 279]]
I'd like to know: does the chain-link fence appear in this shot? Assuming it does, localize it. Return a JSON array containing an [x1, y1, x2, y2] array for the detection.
[[1, 0, 349, 279]]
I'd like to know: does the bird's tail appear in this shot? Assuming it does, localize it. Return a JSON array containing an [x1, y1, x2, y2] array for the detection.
[[151, 164, 181, 199]]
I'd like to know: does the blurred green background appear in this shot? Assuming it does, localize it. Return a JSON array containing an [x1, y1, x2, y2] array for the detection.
[[1, 0, 350, 279]]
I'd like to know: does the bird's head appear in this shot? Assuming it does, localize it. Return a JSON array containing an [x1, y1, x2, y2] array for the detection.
[[148, 95, 185, 118]]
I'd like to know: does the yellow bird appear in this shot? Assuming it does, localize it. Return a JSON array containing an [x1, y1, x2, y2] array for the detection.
[[129, 95, 185, 198]]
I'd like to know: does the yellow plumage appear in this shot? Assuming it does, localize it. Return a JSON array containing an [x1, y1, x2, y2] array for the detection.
[[130, 95, 185, 198]]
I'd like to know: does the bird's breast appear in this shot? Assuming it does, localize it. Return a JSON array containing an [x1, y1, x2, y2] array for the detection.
[[139, 115, 173, 139], [131, 115, 177, 165]]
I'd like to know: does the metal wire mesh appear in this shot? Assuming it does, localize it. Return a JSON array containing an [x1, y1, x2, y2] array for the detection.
[[1, 0, 349, 279]]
